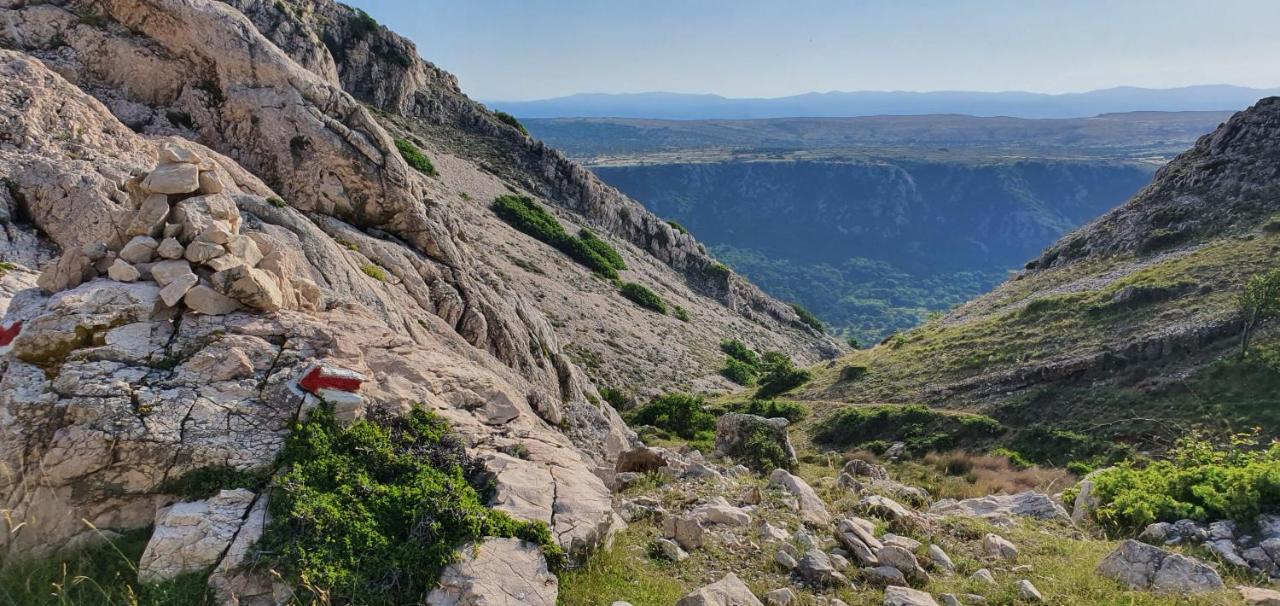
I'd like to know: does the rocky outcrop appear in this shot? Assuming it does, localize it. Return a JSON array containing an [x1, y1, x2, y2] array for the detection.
[[1097, 539, 1224, 593], [929, 492, 1068, 525], [424, 538, 559, 606], [1138, 515, 1280, 580], [714, 413, 797, 468], [138, 489, 257, 583], [769, 469, 830, 526]]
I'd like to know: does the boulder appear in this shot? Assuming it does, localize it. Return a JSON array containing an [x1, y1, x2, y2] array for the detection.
[[1016, 579, 1043, 602], [969, 569, 996, 585], [137, 489, 256, 582], [878, 544, 930, 584], [172, 194, 240, 243], [1071, 476, 1099, 524], [794, 549, 848, 587], [119, 236, 160, 264], [841, 458, 889, 480], [769, 469, 830, 526], [929, 492, 1069, 524], [928, 544, 955, 574], [675, 573, 763, 606], [663, 513, 705, 551], [226, 235, 264, 268], [983, 533, 1018, 562], [759, 521, 790, 542], [883, 586, 940, 606], [126, 194, 171, 238], [213, 266, 284, 311], [764, 588, 796, 606], [864, 565, 906, 586], [141, 162, 200, 194], [150, 259, 196, 287], [858, 494, 915, 523], [652, 537, 688, 562], [834, 517, 881, 566], [714, 413, 797, 469], [37, 249, 95, 293], [198, 170, 225, 194], [159, 272, 198, 307], [158, 141, 207, 165], [156, 237, 185, 260], [691, 497, 751, 526], [1096, 539, 1224, 593], [774, 550, 798, 570], [107, 259, 140, 283], [424, 538, 558, 606], [184, 240, 225, 263]]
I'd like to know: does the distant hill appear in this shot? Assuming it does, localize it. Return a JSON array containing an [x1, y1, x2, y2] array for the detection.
[[526, 111, 1234, 158], [490, 85, 1279, 120]]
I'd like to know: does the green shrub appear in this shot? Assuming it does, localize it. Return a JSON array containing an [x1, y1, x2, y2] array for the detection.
[[394, 138, 437, 176], [349, 8, 378, 37], [266, 196, 286, 208], [846, 336, 861, 349], [1087, 433, 1280, 535], [673, 306, 691, 322], [724, 423, 794, 473], [620, 282, 666, 314], [626, 393, 715, 441], [666, 220, 688, 235], [158, 466, 268, 500], [727, 399, 807, 423], [754, 351, 811, 398], [258, 406, 563, 606], [492, 195, 618, 279], [493, 110, 529, 136], [992, 447, 1033, 469], [815, 404, 1004, 453], [720, 339, 760, 367], [705, 262, 732, 280], [361, 263, 388, 282], [578, 229, 625, 271], [598, 386, 629, 410], [721, 357, 758, 386], [840, 365, 868, 382], [791, 303, 825, 332]]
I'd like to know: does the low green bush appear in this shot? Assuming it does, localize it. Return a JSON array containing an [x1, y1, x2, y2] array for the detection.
[[720, 339, 760, 367], [620, 282, 667, 314], [394, 138, 436, 176], [815, 404, 1004, 453], [666, 220, 688, 235], [493, 195, 619, 279], [673, 306, 691, 322], [257, 406, 563, 606], [626, 393, 715, 442], [578, 229, 625, 271], [705, 262, 732, 280], [361, 263, 388, 282], [724, 423, 794, 473], [721, 357, 758, 385], [493, 110, 529, 136], [598, 386, 629, 410], [1087, 432, 1280, 535], [755, 351, 812, 398]]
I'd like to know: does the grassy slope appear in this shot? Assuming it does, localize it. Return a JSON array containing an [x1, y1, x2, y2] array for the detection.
[[797, 221, 1280, 454]]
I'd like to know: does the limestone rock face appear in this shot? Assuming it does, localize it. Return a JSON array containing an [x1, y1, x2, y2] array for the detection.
[[1097, 540, 1224, 593], [424, 538, 558, 606], [138, 489, 257, 583]]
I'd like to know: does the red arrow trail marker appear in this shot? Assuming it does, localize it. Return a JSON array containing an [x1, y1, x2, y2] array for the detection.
[[0, 321, 20, 349], [298, 364, 364, 394]]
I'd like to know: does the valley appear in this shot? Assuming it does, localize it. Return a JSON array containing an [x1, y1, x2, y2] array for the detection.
[[527, 113, 1231, 342]]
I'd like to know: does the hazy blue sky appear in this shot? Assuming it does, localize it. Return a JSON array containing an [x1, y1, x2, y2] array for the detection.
[[345, 0, 1280, 101]]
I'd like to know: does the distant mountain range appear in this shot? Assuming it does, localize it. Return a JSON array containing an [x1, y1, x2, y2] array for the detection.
[[488, 85, 1280, 120]]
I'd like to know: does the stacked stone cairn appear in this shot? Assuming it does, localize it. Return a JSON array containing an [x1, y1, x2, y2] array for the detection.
[[36, 142, 321, 314]]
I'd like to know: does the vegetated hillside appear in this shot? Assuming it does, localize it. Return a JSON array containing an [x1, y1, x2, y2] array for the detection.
[[525, 111, 1233, 158], [592, 157, 1157, 343], [491, 85, 1279, 119], [802, 97, 1280, 464]]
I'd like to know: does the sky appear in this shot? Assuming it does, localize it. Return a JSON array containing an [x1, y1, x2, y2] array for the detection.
[[345, 0, 1280, 102]]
